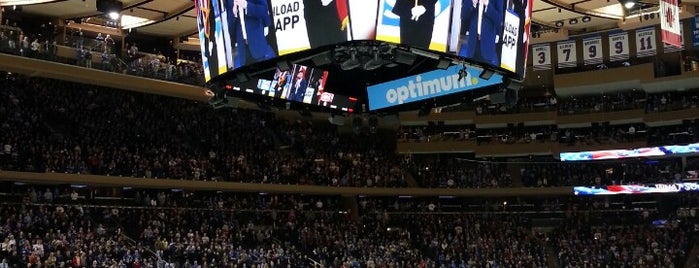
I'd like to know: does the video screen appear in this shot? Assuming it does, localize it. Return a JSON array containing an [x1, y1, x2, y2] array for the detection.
[[574, 183, 699, 196], [196, 0, 532, 82], [252, 64, 357, 111], [560, 143, 699, 162]]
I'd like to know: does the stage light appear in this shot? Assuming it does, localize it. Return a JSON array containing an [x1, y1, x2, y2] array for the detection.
[[108, 11, 120, 20], [620, 0, 636, 9], [582, 16, 591, 23], [436, 58, 451, 70], [479, 69, 495, 80], [363, 47, 384, 71], [341, 48, 360, 70], [555, 21, 564, 27], [569, 18, 578, 25]]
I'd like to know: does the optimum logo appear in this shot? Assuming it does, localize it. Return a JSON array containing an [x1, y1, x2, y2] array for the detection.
[[384, 72, 479, 105]]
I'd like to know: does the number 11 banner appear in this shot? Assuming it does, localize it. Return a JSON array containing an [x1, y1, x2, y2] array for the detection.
[[557, 40, 577, 68], [635, 27, 657, 58], [660, 0, 682, 48]]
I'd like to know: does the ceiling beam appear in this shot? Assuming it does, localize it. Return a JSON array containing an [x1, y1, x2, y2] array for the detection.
[[68, 0, 155, 20], [135, 3, 194, 36], [542, 0, 622, 20]]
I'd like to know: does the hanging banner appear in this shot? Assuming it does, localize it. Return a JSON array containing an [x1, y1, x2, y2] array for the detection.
[[532, 43, 551, 70], [692, 15, 699, 47], [556, 40, 577, 68], [608, 31, 629, 62], [660, 0, 682, 48], [635, 27, 657, 58], [663, 22, 684, 53], [582, 35, 603, 65]]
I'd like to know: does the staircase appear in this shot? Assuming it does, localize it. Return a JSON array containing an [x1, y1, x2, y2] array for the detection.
[[404, 171, 420, 187], [507, 161, 524, 187], [546, 245, 560, 268], [684, 241, 699, 268]]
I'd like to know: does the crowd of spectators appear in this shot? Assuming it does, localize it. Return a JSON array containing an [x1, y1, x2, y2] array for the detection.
[[2, 184, 696, 267], [519, 157, 684, 187], [409, 157, 511, 188], [553, 214, 690, 267], [0, 23, 204, 86], [0, 74, 408, 187], [3, 74, 699, 190]]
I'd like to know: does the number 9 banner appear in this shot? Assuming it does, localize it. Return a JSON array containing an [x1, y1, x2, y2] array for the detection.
[[608, 31, 629, 62], [582, 36, 602, 65]]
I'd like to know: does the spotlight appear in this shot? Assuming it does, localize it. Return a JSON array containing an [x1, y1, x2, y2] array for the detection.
[[276, 61, 291, 71], [108, 11, 120, 20], [363, 47, 384, 71], [341, 48, 361, 70], [436, 58, 451, 70], [555, 21, 564, 27], [569, 18, 578, 25], [236, 72, 249, 83], [582, 16, 591, 23], [479, 69, 495, 80], [620, 0, 635, 9]]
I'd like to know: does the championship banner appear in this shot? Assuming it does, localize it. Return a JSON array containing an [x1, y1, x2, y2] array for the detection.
[[664, 22, 684, 53], [556, 40, 577, 68], [582, 36, 603, 65], [608, 31, 629, 62], [693, 15, 699, 47], [660, 0, 682, 48], [270, 0, 311, 55], [635, 27, 656, 58], [531, 43, 551, 70], [500, 9, 520, 73]]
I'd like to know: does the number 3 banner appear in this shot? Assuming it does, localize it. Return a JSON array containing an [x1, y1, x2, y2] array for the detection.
[[582, 36, 603, 65], [608, 31, 629, 62], [636, 27, 657, 58], [557, 40, 577, 68], [532, 43, 551, 70]]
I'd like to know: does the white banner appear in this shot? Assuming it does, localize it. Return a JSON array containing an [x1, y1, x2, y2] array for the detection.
[[532, 43, 551, 70], [664, 22, 684, 53], [557, 40, 577, 68], [608, 31, 629, 61], [635, 27, 657, 58], [660, 0, 682, 48], [270, 0, 311, 55], [582, 36, 603, 65], [500, 9, 520, 73]]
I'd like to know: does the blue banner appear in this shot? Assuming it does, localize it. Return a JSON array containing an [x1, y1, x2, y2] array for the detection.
[[366, 65, 503, 110], [692, 15, 699, 47]]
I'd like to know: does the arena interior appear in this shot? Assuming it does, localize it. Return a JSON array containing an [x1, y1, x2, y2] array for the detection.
[[1, 0, 699, 267]]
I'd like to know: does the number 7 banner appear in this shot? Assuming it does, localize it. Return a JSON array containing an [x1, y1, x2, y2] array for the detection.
[[557, 40, 577, 68]]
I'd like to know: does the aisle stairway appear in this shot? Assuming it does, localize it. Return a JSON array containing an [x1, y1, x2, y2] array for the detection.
[[546, 245, 560, 268], [684, 241, 699, 268]]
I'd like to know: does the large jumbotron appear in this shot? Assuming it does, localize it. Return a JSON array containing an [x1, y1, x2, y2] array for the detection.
[[195, 0, 533, 113]]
